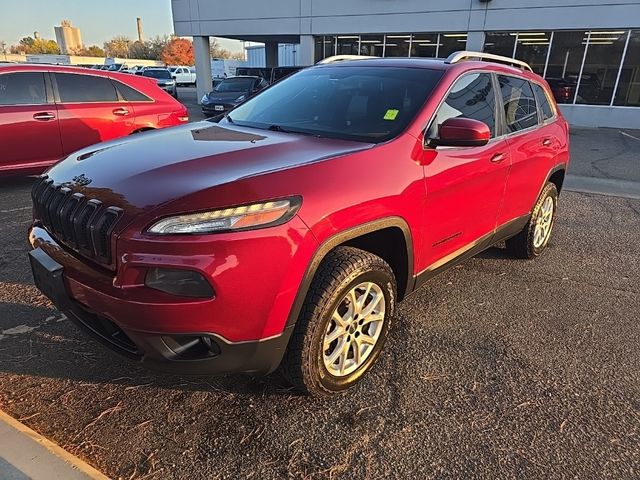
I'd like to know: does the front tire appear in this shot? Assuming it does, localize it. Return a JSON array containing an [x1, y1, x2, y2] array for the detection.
[[281, 247, 396, 396], [506, 182, 558, 259]]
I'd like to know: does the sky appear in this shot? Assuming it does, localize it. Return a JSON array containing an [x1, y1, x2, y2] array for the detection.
[[0, 0, 243, 52]]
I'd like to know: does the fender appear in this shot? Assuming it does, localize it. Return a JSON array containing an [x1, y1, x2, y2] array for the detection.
[[284, 216, 414, 330]]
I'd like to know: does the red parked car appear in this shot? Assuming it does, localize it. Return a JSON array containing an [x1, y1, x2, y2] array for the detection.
[[28, 53, 569, 396], [0, 64, 188, 176]]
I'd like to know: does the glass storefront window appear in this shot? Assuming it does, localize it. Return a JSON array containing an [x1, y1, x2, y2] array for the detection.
[[410, 33, 439, 57], [385, 34, 411, 57], [576, 31, 627, 105], [484, 32, 516, 57], [336, 36, 359, 56], [545, 31, 588, 103], [614, 30, 640, 106], [514, 31, 551, 76], [440, 33, 467, 58], [359, 35, 384, 57]]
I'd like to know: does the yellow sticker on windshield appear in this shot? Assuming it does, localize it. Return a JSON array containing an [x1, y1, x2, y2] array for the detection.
[[384, 109, 399, 121]]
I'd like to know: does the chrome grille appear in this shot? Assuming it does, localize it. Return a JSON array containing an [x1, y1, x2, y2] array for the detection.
[[31, 176, 123, 266]]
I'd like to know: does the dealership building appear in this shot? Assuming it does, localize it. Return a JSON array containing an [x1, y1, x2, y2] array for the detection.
[[171, 0, 640, 128]]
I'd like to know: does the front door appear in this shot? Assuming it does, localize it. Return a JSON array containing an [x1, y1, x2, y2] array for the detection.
[[420, 72, 510, 270]]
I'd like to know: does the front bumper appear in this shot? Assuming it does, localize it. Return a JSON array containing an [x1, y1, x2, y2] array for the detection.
[[201, 103, 235, 117], [27, 215, 315, 375]]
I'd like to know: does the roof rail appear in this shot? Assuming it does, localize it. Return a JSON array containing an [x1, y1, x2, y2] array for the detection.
[[317, 55, 378, 65], [445, 51, 533, 72]]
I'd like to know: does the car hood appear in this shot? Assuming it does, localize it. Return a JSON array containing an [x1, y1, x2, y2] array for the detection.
[[45, 121, 373, 217], [205, 91, 248, 102]]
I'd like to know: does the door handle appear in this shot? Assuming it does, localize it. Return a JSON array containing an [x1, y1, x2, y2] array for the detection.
[[112, 108, 130, 116], [490, 152, 507, 163], [542, 138, 552, 147], [33, 112, 56, 121]]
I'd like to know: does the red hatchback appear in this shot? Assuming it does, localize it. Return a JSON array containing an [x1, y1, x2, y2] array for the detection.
[[0, 64, 188, 176], [28, 52, 569, 396]]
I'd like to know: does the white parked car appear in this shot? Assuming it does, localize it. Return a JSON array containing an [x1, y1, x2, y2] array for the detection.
[[169, 66, 197, 86]]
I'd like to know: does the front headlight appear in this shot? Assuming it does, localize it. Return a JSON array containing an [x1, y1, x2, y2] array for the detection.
[[234, 95, 246, 103], [147, 197, 301, 235], [201, 94, 210, 104]]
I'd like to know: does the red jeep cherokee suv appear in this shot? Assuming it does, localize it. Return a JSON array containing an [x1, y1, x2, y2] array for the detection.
[[0, 64, 188, 177], [28, 53, 569, 396]]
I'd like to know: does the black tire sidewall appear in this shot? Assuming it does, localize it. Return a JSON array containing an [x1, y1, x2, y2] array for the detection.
[[310, 268, 395, 393]]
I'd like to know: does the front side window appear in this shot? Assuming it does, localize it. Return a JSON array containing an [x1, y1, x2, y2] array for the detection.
[[0, 72, 47, 105], [432, 73, 496, 138], [55, 73, 118, 103], [226, 66, 444, 143], [498, 75, 538, 133], [532, 83, 555, 121]]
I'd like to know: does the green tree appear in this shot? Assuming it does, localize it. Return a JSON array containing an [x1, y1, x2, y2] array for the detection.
[[76, 45, 105, 57], [10, 37, 60, 54]]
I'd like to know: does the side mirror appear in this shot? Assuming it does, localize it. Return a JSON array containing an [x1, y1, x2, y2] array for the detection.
[[431, 118, 490, 148], [171, 75, 177, 79]]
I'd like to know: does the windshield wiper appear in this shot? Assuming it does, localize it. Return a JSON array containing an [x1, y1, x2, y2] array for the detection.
[[266, 124, 321, 137]]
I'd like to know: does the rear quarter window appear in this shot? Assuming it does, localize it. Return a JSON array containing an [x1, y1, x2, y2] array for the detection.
[[532, 83, 555, 122], [112, 80, 152, 102]]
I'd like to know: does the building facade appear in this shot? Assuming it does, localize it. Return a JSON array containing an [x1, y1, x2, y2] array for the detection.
[[171, 0, 640, 127]]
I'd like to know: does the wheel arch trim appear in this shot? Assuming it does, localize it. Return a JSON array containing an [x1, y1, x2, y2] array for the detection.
[[285, 216, 414, 330]]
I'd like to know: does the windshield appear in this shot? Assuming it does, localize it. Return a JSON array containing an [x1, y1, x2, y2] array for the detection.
[[105, 63, 123, 71], [143, 69, 172, 79], [168, 67, 178, 73], [225, 66, 443, 143], [214, 78, 255, 93]]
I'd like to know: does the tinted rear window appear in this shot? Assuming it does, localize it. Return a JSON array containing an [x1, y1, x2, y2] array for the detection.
[[112, 80, 152, 102], [0, 72, 47, 105], [498, 75, 539, 133], [532, 83, 555, 121], [55, 73, 118, 103]]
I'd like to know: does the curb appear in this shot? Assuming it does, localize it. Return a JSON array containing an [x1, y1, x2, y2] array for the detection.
[[0, 409, 110, 480]]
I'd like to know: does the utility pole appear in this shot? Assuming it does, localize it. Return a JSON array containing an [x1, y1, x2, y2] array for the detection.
[[0, 41, 7, 61]]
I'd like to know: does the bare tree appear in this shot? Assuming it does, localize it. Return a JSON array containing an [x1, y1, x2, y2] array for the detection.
[[103, 35, 132, 58]]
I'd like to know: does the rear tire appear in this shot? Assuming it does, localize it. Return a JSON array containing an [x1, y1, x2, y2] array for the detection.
[[281, 247, 396, 397], [506, 182, 558, 259]]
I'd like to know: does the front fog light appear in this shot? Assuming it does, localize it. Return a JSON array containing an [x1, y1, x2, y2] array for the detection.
[[145, 268, 214, 298]]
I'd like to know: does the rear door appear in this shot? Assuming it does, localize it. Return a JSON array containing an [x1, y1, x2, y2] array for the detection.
[[421, 72, 511, 267], [497, 75, 561, 225], [52, 72, 134, 154], [0, 71, 63, 172]]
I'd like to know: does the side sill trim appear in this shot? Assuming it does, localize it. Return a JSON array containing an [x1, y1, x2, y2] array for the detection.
[[412, 214, 530, 291]]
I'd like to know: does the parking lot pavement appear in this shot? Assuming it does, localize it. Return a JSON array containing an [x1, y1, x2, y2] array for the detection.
[[178, 86, 205, 122], [0, 170, 639, 478]]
